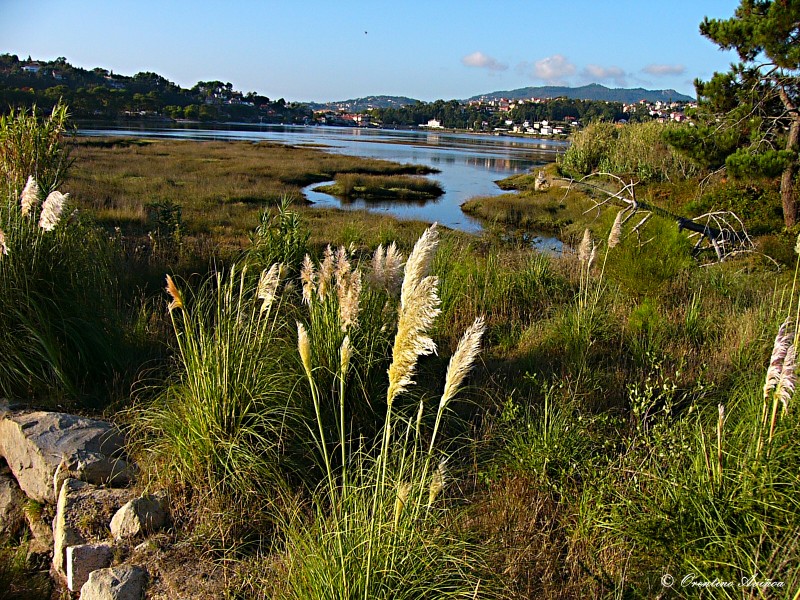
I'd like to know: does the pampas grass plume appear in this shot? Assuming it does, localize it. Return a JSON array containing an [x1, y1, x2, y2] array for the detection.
[[38, 191, 68, 231], [20, 176, 40, 217], [340, 334, 352, 377], [427, 460, 446, 507], [165, 275, 183, 311], [300, 254, 316, 304], [0, 229, 7, 257], [777, 341, 797, 412], [440, 317, 486, 410], [578, 228, 592, 263], [297, 322, 312, 379], [394, 481, 411, 527], [764, 318, 793, 401], [257, 263, 283, 313]]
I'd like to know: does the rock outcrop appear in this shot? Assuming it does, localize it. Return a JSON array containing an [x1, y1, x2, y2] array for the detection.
[[0, 411, 130, 503]]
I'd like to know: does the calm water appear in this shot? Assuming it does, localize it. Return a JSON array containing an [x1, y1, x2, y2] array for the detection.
[[79, 123, 566, 239]]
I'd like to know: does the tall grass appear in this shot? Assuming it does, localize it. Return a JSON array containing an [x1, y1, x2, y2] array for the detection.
[[132, 264, 296, 541], [0, 105, 127, 405], [276, 224, 496, 599], [0, 102, 73, 199]]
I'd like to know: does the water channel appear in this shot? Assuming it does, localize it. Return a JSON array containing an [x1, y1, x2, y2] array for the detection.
[[79, 123, 567, 246]]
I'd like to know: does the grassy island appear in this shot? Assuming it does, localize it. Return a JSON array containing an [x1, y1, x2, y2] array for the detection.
[[313, 173, 443, 202]]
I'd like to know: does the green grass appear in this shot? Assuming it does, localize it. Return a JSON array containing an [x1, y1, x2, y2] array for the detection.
[[314, 173, 444, 202]]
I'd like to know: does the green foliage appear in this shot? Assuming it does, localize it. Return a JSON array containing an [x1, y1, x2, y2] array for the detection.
[[0, 107, 127, 405], [133, 265, 295, 531], [0, 541, 51, 600], [726, 148, 797, 178], [693, 0, 800, 226], [685, 180, 782, 235], [248, 198, 310, 274], [562, 121, 698, 182], [0, 102, 72, 197], [606, 217, 694, 296]]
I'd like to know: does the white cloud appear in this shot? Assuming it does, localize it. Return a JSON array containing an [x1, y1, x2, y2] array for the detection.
[[461, 51, 508, 72], [643, 64, 686, 76], [582, 64, 627, 86], [521, 54, 576, 85]]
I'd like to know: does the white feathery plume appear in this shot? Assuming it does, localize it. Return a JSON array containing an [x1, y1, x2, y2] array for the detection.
[[0, 228, 7, 257], [338, 268, 362, 331], [439, 317, 486, 410], [300, 254, 316, 304], [38, 191, 68, 231], [257, 263, 283, 313], [777, 341, 797, 413], [371, 244, 386, 286], [20, 176, 40, 217], [386, 224, 441, 406], [578, 228, 592, 263], [340, 335, 352, 377], [383, 242, 405, 296], [334, 245, 352, 289], [318, 245, 335, 300], [400, 223, 438, 309], [297, 322, 312, 379], [764, 318, 793, 401], [795, 233, 800, 256]]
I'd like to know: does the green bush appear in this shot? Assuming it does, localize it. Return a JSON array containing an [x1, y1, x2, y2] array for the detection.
[[562, 121, 700, 182]]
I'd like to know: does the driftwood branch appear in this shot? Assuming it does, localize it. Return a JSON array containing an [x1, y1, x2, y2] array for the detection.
[[556, 174, 756, 263]]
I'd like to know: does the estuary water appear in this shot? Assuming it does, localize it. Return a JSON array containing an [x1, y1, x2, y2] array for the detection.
[[78, 123, 567, 238]]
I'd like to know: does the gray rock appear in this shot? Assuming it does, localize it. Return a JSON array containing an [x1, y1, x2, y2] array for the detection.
[[52, 478, 132, 578], [110, 494, 168, 540], [0, 411, 130, 504], [66, 542, 113, 591], [79, 565, 147, 600], [0, 461, 26, 538]]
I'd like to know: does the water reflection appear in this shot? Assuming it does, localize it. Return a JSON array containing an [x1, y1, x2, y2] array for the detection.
[[78, 123, 565, 242]]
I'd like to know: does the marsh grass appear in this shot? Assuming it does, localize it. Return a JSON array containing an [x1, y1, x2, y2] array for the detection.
[[315, 173, 444, 201], [65, 137, 434, 241]]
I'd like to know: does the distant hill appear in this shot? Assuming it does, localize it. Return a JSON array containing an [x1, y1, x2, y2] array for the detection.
[[307, 96, 419, 112], [468, 83, 694, 104]]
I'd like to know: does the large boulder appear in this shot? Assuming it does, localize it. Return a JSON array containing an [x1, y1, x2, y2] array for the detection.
[[0, 410, 130, 504], [53, 478, 132, 578], [79, 565, 147, 600]]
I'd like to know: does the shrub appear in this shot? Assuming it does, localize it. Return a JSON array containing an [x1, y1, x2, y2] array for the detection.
[[562, 121, 700, 182]]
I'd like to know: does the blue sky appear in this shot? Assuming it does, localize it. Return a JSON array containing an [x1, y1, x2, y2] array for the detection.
[[1, 0, 742, 102]]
